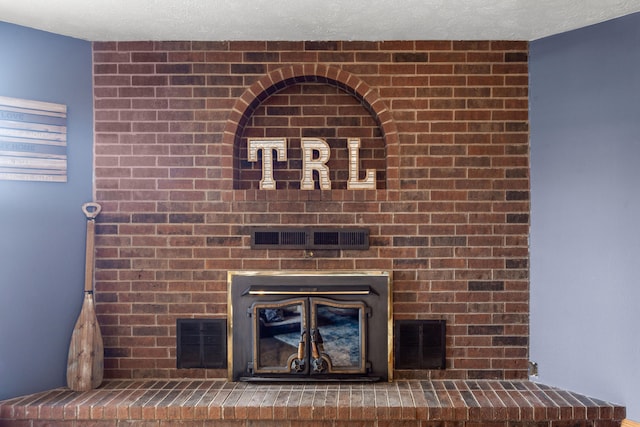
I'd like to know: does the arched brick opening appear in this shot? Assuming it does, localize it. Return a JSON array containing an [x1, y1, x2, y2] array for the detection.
[[223, 64, 399, 190]]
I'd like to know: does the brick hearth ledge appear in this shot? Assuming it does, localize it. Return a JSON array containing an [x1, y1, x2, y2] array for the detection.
[[0, 379, 625, 426]]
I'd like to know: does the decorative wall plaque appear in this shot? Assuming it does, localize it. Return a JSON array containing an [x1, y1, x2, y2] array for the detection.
[[247, 137, 377, 190], [0, 95, 67, 182]]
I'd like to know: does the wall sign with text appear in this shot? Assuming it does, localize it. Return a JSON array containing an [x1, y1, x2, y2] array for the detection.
[[248, 137, 377, 190], [0, 95, 67, 182]]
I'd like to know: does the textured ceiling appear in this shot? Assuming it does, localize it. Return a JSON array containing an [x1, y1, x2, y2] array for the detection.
[[1, 0, 640, 42]]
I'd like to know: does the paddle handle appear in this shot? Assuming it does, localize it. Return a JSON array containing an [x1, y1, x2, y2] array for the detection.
[[82, 202, 101, 219], [82, 202, 101, 293]]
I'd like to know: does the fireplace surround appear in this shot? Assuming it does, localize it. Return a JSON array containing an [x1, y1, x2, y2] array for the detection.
[[227, 270, 392, 382], [91, 40, 531, 381]]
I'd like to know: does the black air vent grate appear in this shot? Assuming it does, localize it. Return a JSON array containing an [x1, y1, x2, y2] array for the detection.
[[253, 231, 280, 246], [251, 227, 369, 250], [313, 231, 339, 246], [281, 231, 307, 246], [394, 320, 446, 370], [341, 230, 367, 247], [176, 319, 227, 369]]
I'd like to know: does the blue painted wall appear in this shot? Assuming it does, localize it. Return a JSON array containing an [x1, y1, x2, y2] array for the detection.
[[0, 22, 93, 400], [530, 13, 640, 420]]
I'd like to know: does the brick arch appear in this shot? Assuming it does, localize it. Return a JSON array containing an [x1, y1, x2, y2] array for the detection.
[[223, 64, 399, 190]]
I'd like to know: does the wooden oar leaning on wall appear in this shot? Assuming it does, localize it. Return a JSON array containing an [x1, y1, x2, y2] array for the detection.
[[66, 202, 103, 391]]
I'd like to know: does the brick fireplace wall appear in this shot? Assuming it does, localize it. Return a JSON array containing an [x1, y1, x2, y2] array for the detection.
[[92, 40, 530, 381]]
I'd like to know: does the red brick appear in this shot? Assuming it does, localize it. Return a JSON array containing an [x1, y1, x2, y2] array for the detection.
[[92, 40, 531, 381]]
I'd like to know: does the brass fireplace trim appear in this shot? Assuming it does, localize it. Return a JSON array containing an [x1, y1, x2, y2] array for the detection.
[[227, 270, 393, 381], [245, 286, 374, 296]]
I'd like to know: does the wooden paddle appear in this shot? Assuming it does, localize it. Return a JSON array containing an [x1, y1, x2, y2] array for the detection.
[[66, 202, 103, 391]]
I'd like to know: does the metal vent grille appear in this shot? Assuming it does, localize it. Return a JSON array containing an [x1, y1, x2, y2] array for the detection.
[[394, 320, 446, 370], [281, 231, 307, 246], [176, 319, 227, 369], [313, 231, 339, 246], [341, 230, 368, 247], [253, 231, 280, 246], [251, 227, 369, 250]]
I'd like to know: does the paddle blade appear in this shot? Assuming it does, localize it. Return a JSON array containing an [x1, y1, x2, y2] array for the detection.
[[66, 292, 104, 391]]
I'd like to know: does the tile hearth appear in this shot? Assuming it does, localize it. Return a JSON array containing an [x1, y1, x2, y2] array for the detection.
[[0, 379, 625, 426]]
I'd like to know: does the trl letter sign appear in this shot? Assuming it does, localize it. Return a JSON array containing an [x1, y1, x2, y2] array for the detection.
[[247, 137, 376, 190]]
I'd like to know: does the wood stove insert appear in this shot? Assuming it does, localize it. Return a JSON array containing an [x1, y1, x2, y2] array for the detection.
[[228, 271, 392, 382]]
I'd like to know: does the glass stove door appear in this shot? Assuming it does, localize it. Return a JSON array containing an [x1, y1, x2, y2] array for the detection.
[[251, 298, 308, 375], [309, 297, 368, 375]]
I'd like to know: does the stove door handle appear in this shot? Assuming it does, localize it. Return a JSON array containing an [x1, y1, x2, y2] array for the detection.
[[297, 331, 306, 360]]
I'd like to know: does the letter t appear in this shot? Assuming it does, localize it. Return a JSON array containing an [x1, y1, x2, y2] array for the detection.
[[247, 138, 287, 190]]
